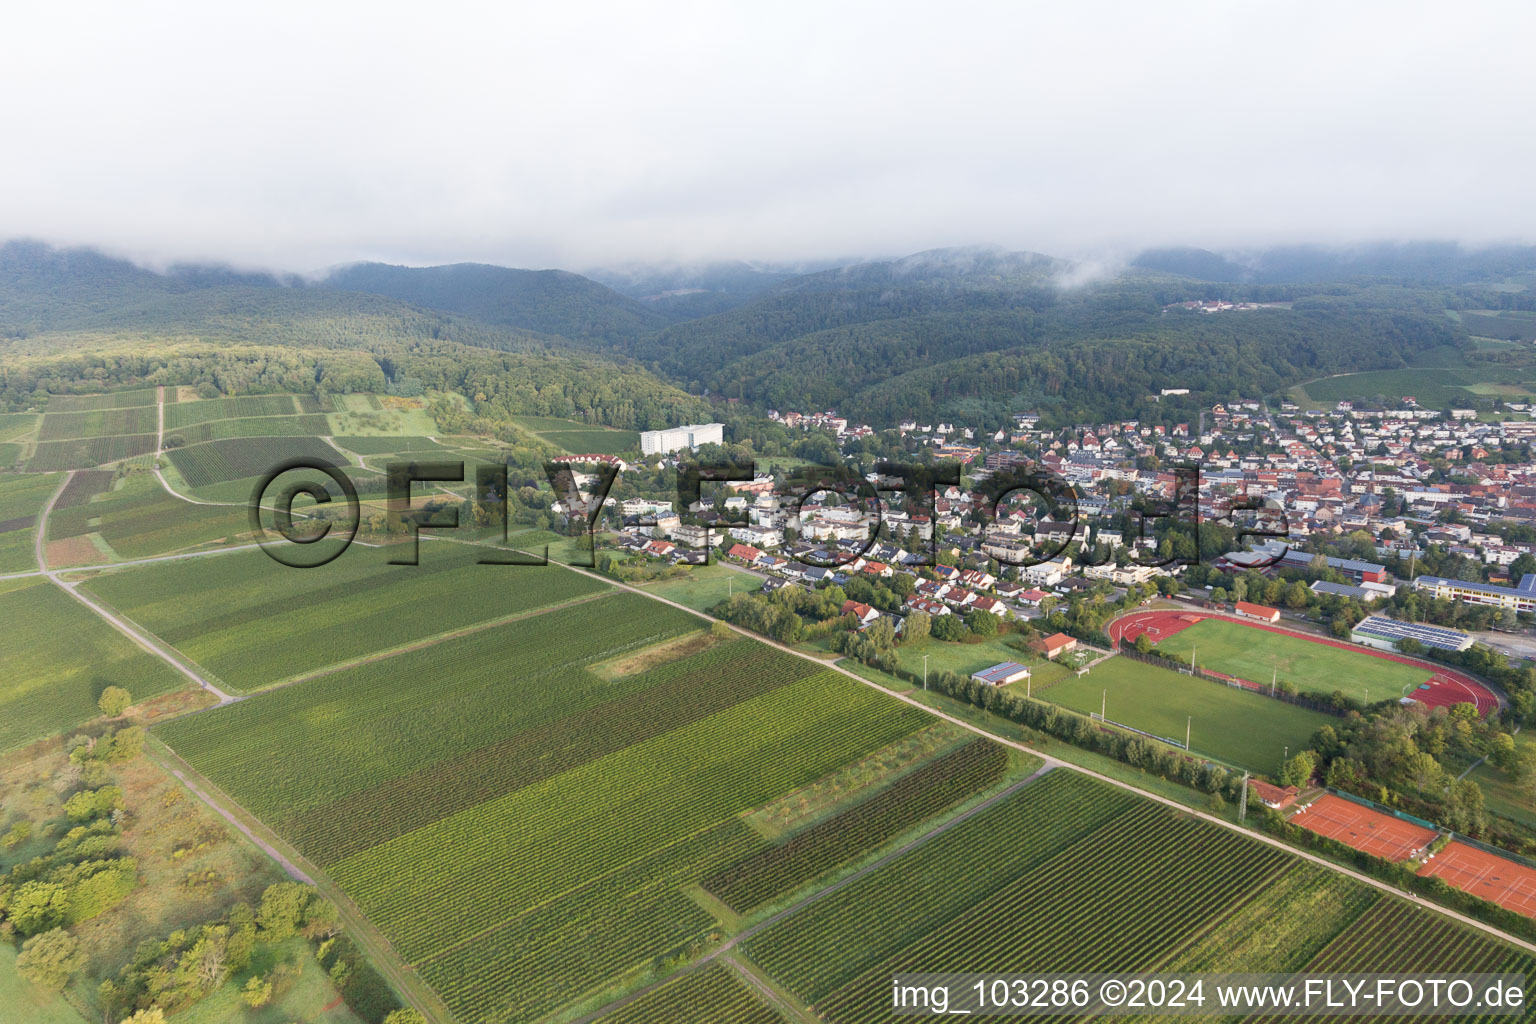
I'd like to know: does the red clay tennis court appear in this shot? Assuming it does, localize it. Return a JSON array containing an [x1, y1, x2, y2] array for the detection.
[[1419, 840, 1536, 917], [1292, 793, 1437, 862]]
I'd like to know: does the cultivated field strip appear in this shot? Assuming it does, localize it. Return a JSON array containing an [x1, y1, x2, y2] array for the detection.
[[1150, 864, 1380, 976], [167, 413, 333, 444], [1, 580, 184, 750], [38, 405, 158, 440], [283, 638, 821, 863], [167, 435, 345, 487], [157, 592, 701, 824], [589, 963, 785, 1024], [28, 433, 156, 471], [163, 393, 301, 427], [814, 807, 1294, 1023], [420, 820, 766, 1022], [45, 389, 157, 412], [1243, 899, 1536, 1024], [703, 738, 1010, 913], [86, 542, 616, 690], [744, 771, 1138, 1001], [49, 469, 114, 513], [330, 671, 928, 961], [47, 474, 248, 557], [0, 471, 66, 521]]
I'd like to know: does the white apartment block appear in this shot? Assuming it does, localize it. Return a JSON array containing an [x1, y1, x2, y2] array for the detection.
[[639, 422, 725, 455]]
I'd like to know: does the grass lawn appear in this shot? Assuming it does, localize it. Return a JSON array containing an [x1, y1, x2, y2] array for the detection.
[[889, 632, 1055, 689], [640, 563, 753, 611], [327, 404, 438, 436], [0, 944, 88, 1024], [1468, 732, 1536, 828], [1153, 617, 1431, 703], [1040, 655, 1334, 774], [835, 660, 1246, 820], [170, 937, 365, 1024], [0, 412, 39, 442]]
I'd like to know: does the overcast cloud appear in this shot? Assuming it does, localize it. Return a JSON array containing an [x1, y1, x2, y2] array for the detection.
[[3, 1, 1534, 273]]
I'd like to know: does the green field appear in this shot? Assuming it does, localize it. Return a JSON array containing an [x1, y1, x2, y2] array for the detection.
[[37, 405, 158, 440], [84, 541, 614, 691], [45, 389, 157, 412], [328, 401, 438, 436], [48, 472, 249, 560], [0, 579, 186, 750], [163, 394, 303, 428], [165, 413, 333, 444], [166, 435, 346, 488], [741, 769, 1534, 1022], [1298, 362, 1536, 408], [541, 428, 641, 454], [0, 411, 41, 441], [0, 526, 37, 573], [0, 471, 64, 521], [591, 963, 782, 1024], [1154, 617, 1431, 703], [744, 771, 1276, 1007], [0, 472, 61, 572], [1038, 654, 1334, 773], [702, 738, 1009, 913], [1463, 309, 1536, 342], [27, 434, 156, 471], [639, 562, 752, 610], [511, 415, 640, 454], [159, 615, 935, 1023], [891, 632, 1071, 690]]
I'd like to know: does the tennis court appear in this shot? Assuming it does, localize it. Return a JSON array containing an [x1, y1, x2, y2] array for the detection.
[[1292, 793, 1436, 862], [1419, 840, 1536, 917]]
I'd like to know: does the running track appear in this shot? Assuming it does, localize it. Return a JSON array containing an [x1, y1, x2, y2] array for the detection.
[[1108, 608, 1500, 717]]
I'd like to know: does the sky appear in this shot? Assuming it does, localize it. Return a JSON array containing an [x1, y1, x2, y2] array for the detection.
[[4, 1, 1536, 274]]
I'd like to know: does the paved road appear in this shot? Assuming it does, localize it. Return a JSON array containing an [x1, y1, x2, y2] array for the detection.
[[169, 766, 314, 883], [35, 472, 236, 704]]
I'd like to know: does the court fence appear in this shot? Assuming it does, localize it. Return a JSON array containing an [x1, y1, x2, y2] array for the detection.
[[1326, 787, 1440, 832], [1328, 786, 1536, 872]]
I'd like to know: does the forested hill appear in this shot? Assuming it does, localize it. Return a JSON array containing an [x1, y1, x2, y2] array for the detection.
[[616, 246, 1468, 426], [0, 242, 706, 429], [323, 261, 673, 346], [585, 260, 820, 319], [1132, 242, 1536, 287], [0, 238, 1504, 431]]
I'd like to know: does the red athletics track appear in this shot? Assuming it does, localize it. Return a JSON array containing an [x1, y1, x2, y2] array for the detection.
[[1419, 840, 1536, 918], [1107, 608, 1500, 717], [1292, 793, 1437, 862]]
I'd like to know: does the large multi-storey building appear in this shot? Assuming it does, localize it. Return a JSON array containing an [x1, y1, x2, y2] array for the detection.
[[1412, 573, 1536, 613], [639, 422, 725, 455]]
